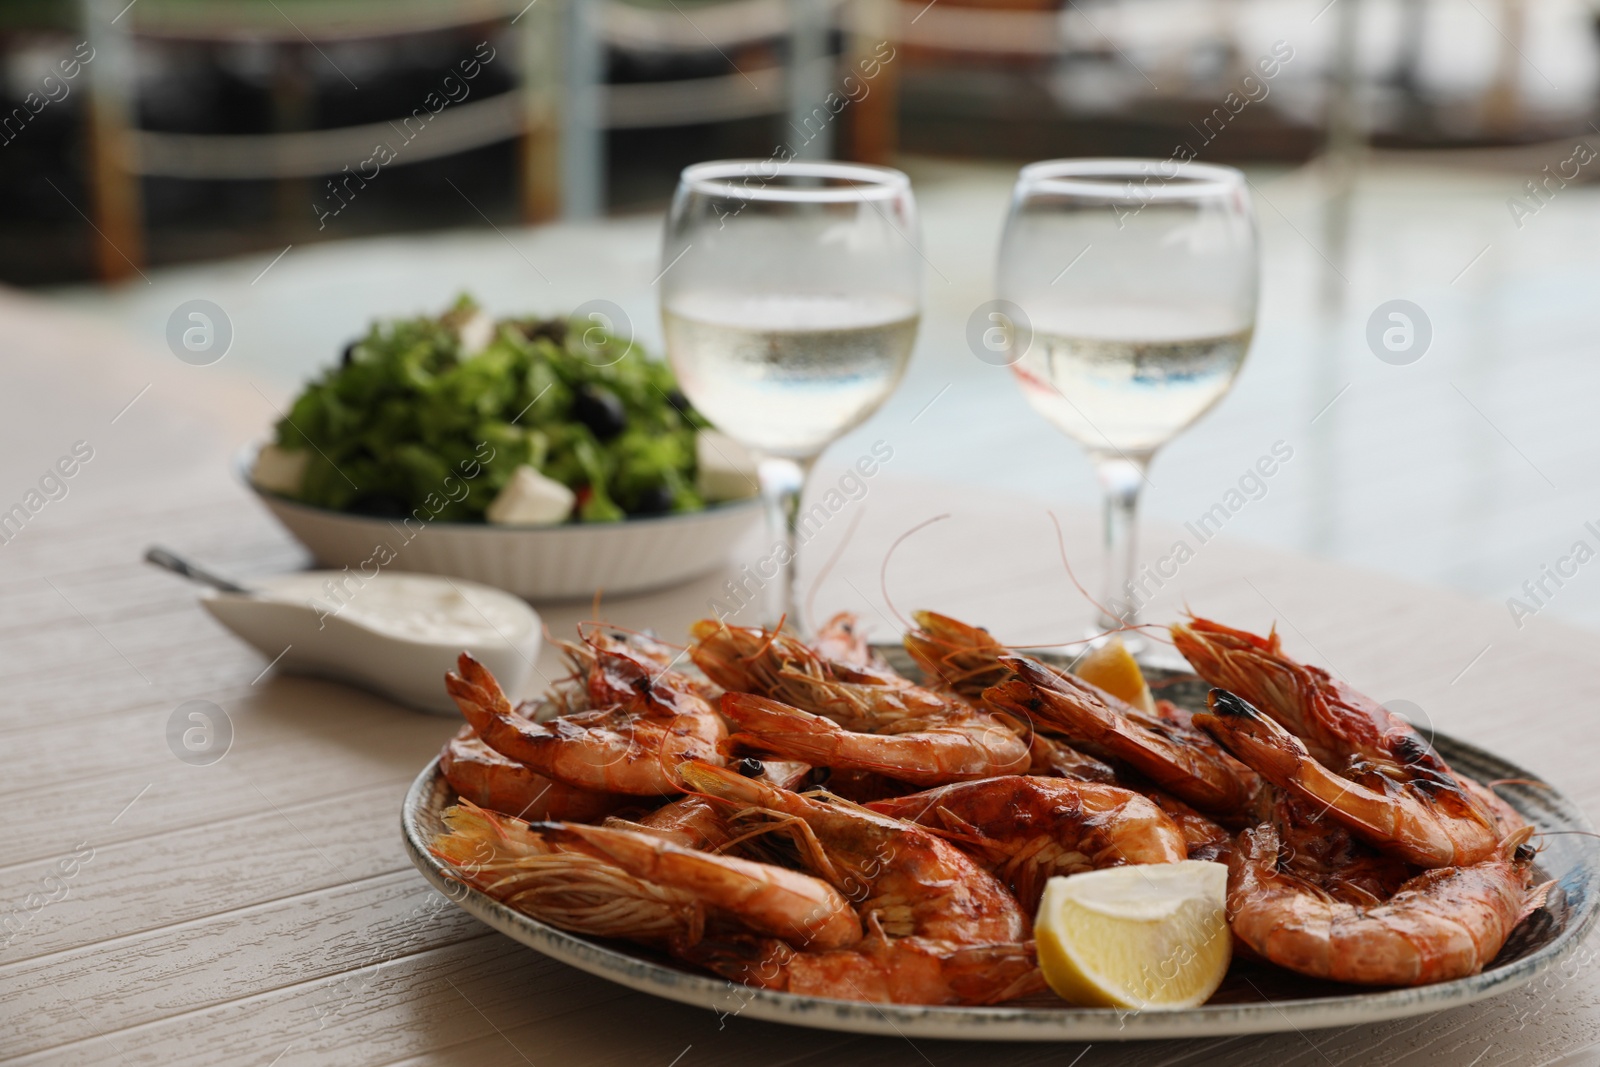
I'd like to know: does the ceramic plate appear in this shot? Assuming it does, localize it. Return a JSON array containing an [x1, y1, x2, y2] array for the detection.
[[400, 651, 1599, 1040]]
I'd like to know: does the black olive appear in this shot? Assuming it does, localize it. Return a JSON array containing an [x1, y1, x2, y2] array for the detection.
[[629, 484, 674, 516], [524, 318, 567, 344], [738, 757, 765, 778], [340, 340, 359, 366], [666, 389, 692, 416], [348, 494, 409, 518], [572, 385, 626, 441]]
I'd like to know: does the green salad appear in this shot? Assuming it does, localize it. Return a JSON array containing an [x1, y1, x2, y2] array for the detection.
[[265, 297, 712, 524]]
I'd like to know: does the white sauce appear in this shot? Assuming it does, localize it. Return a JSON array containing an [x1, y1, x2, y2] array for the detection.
[[258, 572, 533, 647]]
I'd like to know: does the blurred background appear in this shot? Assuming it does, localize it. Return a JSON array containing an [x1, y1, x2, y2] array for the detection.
[[7, 0, 1600, 628]]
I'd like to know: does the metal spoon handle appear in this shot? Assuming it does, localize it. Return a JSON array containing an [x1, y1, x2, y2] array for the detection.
[[144, 546, 255, 595]]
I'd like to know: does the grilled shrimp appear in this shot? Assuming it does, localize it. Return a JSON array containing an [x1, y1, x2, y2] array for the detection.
[[431, 800, 700, 946], [720, 692, 1029, 786], [534, 821, 862, 950], [903, 610, 1013, 699], [440, 726, 628, 822], [674, 760, 1043, 1004], [433, 801, 860, 951], [903, 612, 1152, 788], [604, 759, 812, 850], [1026, 731, 1119, 782], [678, 761, 1028, 944], [866, 776, 1186, 911], [680, 934, 1043, 1005], [1173, 618, 1396, 766], [1227, 820, 1541, 985], [691, 619, 982, 733], [811, 612, 905, 686], [985, 656, 1262, 818], [446, 650, 726, 796], [1195, 689, 1502, 868], [1173, 619, 1517, 858], [1273, 793, 1415, 906], [1145, 790, 1233, 862], [549, 628, 709, 713]]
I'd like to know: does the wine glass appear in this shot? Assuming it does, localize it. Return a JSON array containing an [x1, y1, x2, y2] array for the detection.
[[996, 160, 1258, 651], [661, 160, 922, 633]]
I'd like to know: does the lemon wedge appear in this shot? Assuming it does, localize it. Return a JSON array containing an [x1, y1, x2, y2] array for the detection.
[[1035, 861, 1231, 1010], [1073, 637, 1156, 713]]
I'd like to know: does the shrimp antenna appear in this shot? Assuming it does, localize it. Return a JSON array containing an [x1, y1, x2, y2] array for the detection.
[[1485, 777, 1550, 791], [805, 505, 866, 634], [880, 513, 950, 632], [1525, 829, 1600, 858], [742, 615, 788, 664], [1005, 618, 1176, 654], [1047, 509, 1118, 622], [1038, 511, 1176, 649]]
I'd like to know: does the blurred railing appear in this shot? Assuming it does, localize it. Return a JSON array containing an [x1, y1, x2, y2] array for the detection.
[[36, 0, 1600, 281]]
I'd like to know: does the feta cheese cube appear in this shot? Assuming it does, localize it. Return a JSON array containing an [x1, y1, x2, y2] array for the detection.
[[486, 465, 576, 526], [456, 310, 496, 356], [251, 444, 309, 496], [696, 430, 759, 502]]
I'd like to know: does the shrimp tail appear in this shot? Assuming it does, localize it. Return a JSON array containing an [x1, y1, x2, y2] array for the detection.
[[447, 652, 516, 724]]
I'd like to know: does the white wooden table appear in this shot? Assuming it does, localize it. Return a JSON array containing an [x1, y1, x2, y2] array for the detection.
[[2, 287, 1598, 1066]]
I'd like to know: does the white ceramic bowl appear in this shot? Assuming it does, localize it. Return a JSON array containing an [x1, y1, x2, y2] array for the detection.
[[238, 448, 761, 601], [200, 574, 541, 716]]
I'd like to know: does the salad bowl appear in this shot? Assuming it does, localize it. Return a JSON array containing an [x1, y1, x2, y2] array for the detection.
[[240, 446, 761, 601]]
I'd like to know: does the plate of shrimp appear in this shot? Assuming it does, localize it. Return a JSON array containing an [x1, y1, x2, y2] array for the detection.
[[400, 611, 1599, 1040]]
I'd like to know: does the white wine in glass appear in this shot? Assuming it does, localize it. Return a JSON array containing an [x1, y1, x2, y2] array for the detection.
[[661, 161, 922, 632], [662, 293, 919, 458], [998, 161, 1258, 650]]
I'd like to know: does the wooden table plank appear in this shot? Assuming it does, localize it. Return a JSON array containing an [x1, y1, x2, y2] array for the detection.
[[3, 871, 485, 1058], [1, 725, 436, 869], [0, 780, 414, 962], [10, 940, 628, 1066]]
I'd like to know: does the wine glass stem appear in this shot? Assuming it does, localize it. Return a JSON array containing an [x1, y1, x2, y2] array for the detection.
[[1092, 454, 1150, 635], [756, 454, 815, 634]]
